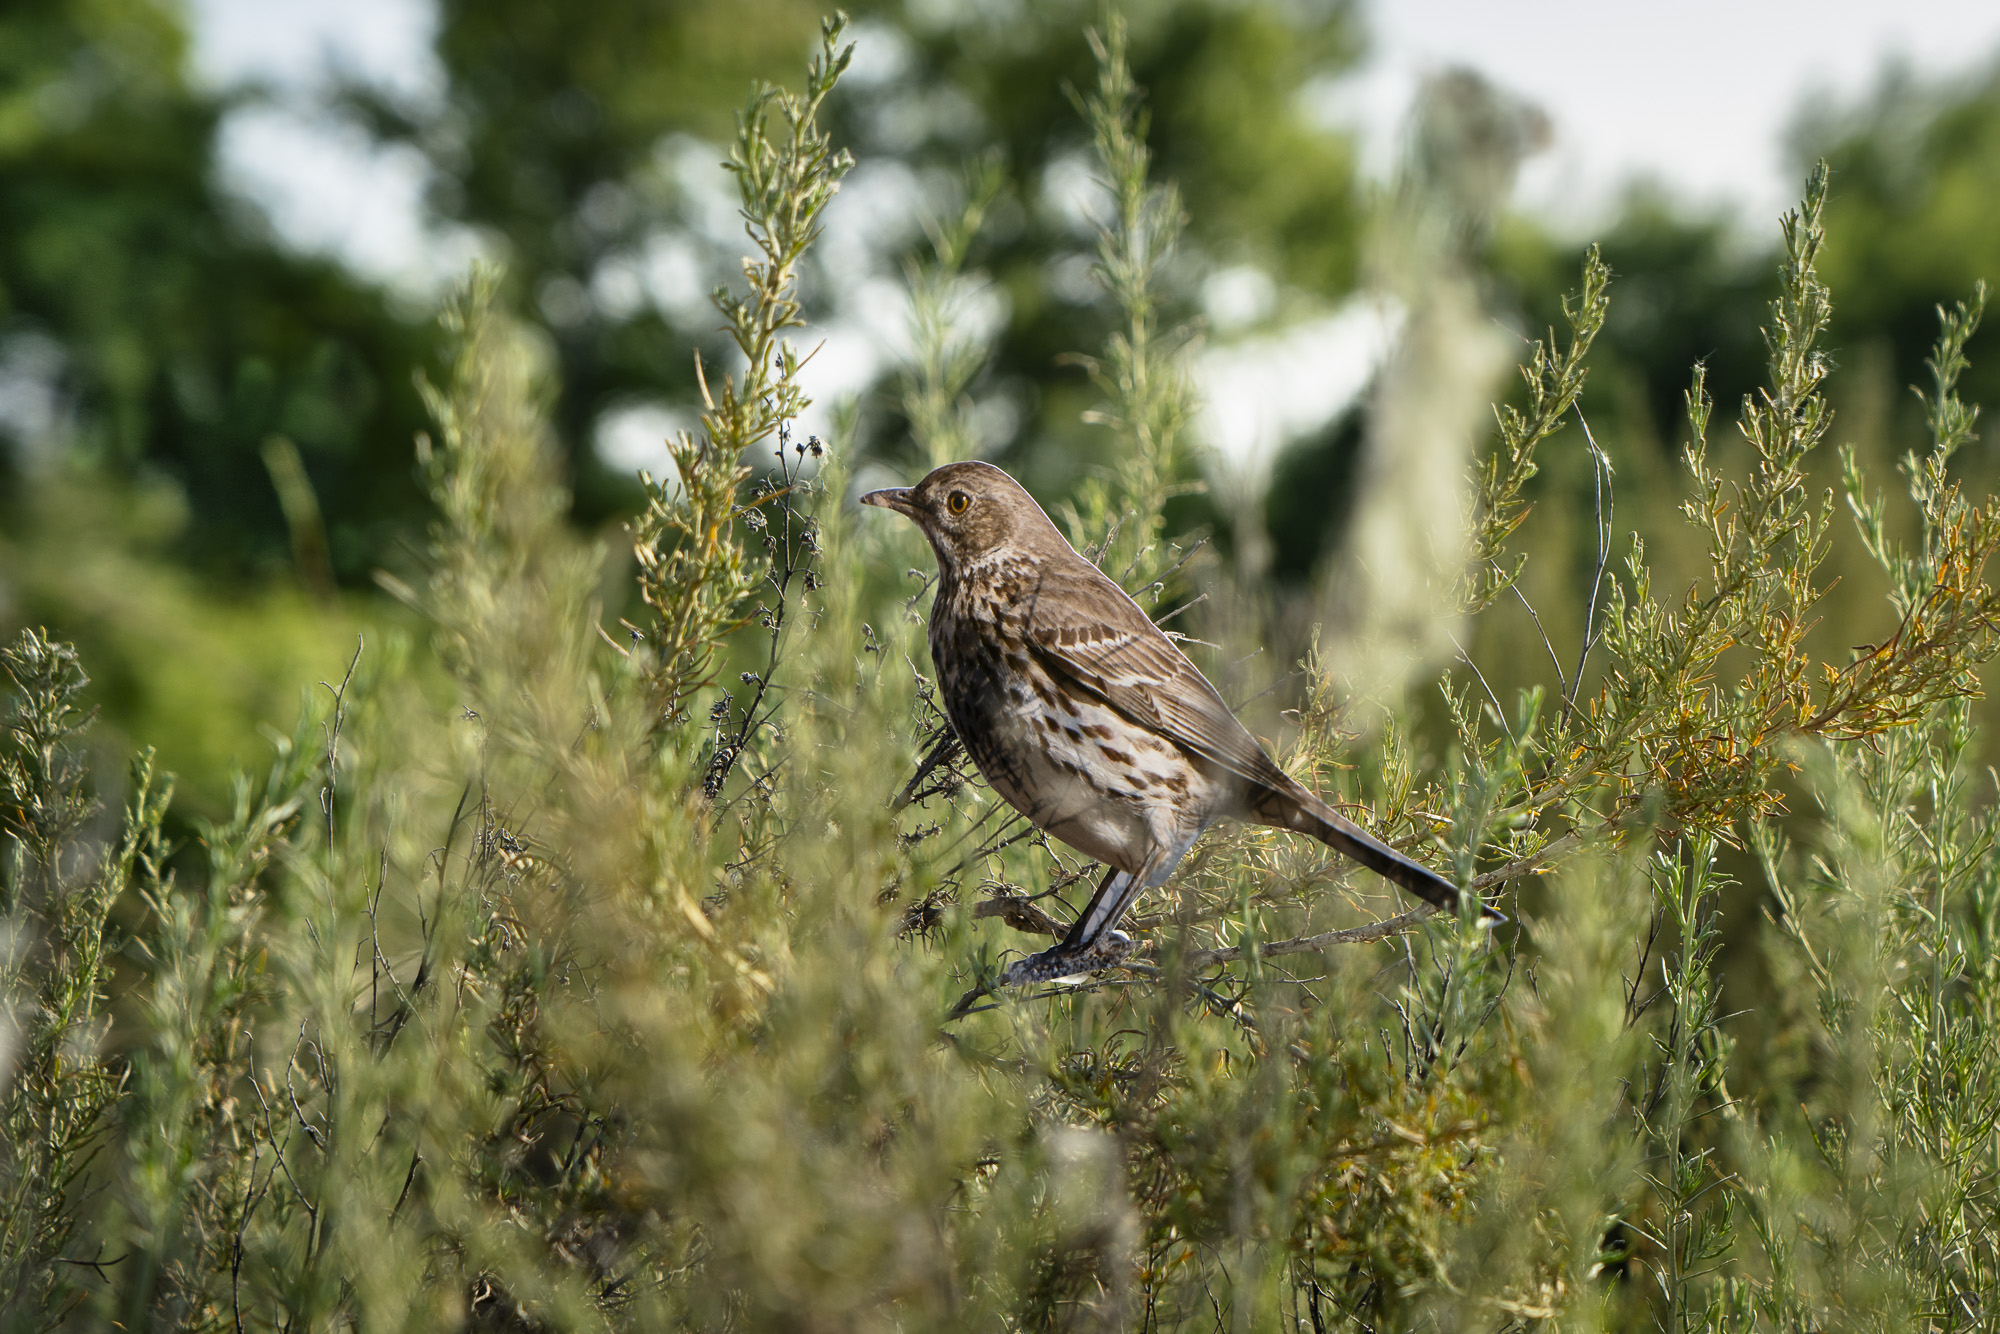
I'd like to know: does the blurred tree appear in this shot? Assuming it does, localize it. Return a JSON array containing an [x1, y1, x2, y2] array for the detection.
[[9, 0, 1997, 588], [13, 0, 1997, 812], [395, 0, 836, 521], [0, 0, 438, 581], [397, 0, 1368, 507], [1808, 61, 2000, 425], [1488, 191, 1774, 462], [5, 0, 1370, 568], [1264, 407, 1364, 583], [2, 0, 1371, 809], [1482, 61, 2000, 473], [1445, 64, 2000, 676]]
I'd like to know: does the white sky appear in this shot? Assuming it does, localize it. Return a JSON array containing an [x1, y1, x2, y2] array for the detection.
[[183, 0, 2000, 475], [189, 0, 443, 101], [1355, 0, 2000, 231]]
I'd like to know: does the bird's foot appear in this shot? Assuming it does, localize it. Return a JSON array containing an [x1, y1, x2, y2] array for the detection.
[[1001, 931, 1135, 987]]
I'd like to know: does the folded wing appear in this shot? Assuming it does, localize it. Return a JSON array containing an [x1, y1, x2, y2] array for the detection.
[[1019, 561, 1291, 795]]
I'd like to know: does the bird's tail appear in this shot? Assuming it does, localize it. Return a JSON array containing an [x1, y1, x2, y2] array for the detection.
[[1254, 783, 1502, 922]]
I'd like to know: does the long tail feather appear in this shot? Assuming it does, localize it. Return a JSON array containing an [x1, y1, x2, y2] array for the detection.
[[1258, 785, 1500, 921]]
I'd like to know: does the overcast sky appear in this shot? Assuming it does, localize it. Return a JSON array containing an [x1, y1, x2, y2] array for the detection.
[[183, 0, 2000, 473]]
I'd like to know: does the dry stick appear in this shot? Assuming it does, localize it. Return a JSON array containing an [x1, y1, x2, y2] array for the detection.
[[945, 810, 1036, 878], [704, 440, 822, 800], [893, 729, 965, 811], [231, 1144, 271, 1334], [1135, 538, 1210, 608], [972, 894, 1066, 937], [1115, 959, 1261, 1039], [1231, 668, 1304, 715], [943, 834, 1579, 1019], [1172, 834, 1579, 969], [1177, 904, 1441, 968], [945, 957, 1258, 1039], [1153, 592, 1208, 627]]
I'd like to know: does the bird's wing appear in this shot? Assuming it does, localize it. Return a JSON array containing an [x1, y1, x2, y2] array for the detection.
[[1019, 562, 1292, 792]]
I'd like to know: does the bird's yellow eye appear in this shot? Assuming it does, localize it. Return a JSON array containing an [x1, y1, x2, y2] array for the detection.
[[947, 491, 970, 515]]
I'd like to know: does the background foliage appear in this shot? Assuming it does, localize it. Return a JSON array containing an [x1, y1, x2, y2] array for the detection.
[[5, 1, 2000, 1329]]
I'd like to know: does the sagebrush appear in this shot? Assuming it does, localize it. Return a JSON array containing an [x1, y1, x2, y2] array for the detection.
[[3, 12, 2000, 1332]]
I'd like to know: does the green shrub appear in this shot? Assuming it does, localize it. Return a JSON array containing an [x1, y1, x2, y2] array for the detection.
[[2, 12, 1998, 1332]]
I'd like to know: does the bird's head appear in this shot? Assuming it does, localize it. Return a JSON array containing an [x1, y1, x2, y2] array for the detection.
[[860, 460, 1059, 571]]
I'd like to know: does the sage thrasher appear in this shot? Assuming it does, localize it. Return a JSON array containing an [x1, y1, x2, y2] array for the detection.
[[863, 460, 1487, 985]]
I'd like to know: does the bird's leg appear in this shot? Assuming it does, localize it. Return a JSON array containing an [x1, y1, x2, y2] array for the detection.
[[1002, 866, 1134, 985], [1061, 864, 1146, 954], [1002, 832, 1197, 987]]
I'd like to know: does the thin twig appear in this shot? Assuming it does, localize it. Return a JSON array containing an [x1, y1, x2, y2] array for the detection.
[[1564, 405, 1613, 726], [1512, 581, 1569, 698], [1180, 905, 1441, 967], [893, 730, 965, 811], [1448, 627, 1514, 744], [1152, 592, 1208, 628], [1176, 837, 1574, 969]]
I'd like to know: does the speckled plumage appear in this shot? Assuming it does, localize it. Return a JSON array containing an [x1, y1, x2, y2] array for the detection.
[[863, 460, 1479, 985]]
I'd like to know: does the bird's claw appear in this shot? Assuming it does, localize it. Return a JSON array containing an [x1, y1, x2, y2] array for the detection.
[[1001, 931, 1135, 987]]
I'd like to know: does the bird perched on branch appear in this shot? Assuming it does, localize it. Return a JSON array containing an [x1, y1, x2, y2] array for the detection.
[[863, 460, 1490, 985]]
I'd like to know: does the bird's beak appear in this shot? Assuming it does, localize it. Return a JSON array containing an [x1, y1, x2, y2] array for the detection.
[[860, 486, 916, 517]]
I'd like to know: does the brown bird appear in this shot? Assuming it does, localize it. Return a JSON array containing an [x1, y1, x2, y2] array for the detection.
[[863, 460, 1486, 985]]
